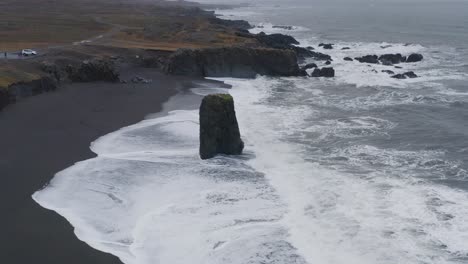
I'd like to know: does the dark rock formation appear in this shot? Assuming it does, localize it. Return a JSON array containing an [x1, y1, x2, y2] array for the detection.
[[40, 61, 63, 82], [272, 25, 294, 30], [0, 77, 57, 111], [304, 50, 332, 61], [255, 32, 300, 49], [66, 60, 119, 82], [209, 17, 253, 30], [319, 43, 334, 49], [382, 70, 395, 75], [343, 57, 353, 61], [302, 63, 318, 70], [165, 47, 304, 78], [199, 94, 244, 160], [404, 71, 418, 78], [391, 71, 418, 79], [0, 89, 10, 111], [311, 67, 335, 77], [406, 53, 424, 63], [291, 46, 315, 60], [325, 60, 331, 65], [355, 55, 379, 64], [341, 47, 351, 50], [378, 54, 406, 65], [306, 46, 315, 50]]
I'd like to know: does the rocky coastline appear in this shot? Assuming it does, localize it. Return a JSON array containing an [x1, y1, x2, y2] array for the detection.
[[0, 0, 427, 111]]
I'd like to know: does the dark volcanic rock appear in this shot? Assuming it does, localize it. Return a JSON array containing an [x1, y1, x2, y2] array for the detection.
[[325, 60, 331, 65], [0, 89, 9, 111], [341, 47, 351, 50], [355, 55, 379, 64], [165, 47, 304, 78], [1, 76, 57, 111], [391, 71, 418, 79], [306, 50, 332, 61], [378, 54, 406, 65], [382, 70, 395, 75], [406, 53, 424, 63], [209, 17, 253, 30], [272, 25, 294, 30], [290, 47, 331, 61], [199, 94, 244, 160], [66, 60, 119, 82], [404, 71, 418, 78], [40, 61, 63, 82], [255, 32, 300, 49], [302, 63, 318, 70], [319, 43, 334, 49], [311, 67, 335, 77], [344, 57, 353, 61]]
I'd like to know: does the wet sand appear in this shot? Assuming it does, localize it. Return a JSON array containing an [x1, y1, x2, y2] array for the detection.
[[0, 70, 199, 264]]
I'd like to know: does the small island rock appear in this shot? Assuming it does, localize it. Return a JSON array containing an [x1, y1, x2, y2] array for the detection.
[[199, 94, 244, 160]]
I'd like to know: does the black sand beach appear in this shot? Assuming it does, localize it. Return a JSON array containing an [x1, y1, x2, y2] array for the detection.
[[0, 69, 196, 264]]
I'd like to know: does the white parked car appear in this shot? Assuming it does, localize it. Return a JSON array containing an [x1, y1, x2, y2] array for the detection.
[[21, 49, 37, 56]]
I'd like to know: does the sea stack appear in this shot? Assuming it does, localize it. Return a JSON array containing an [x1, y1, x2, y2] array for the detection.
[[199, 94, 244, 160]]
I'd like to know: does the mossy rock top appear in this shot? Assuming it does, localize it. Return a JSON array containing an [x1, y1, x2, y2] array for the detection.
[[206, 93, 233, 102]]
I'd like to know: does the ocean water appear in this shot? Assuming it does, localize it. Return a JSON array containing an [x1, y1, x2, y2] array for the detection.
[[33, 1, 468, 264]]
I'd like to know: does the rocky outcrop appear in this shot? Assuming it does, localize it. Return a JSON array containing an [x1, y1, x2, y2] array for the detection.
[[66, 59, 119, 82], [208, 17, 253, 31], [355, 55, 379, 64], [0, 76, 57, 111], [293, 48, 331, 61], [253, 33, 332, 61], [40, 61, 64, 82], [311, 67, 335, 77], [344, 57, 353, 61], [199, 94, 244, 160], [378, 54, 406, 65], [255, 32, 300, 49], [319, 43, 334, 49], [406, 53, 423, 63], [382, 70, 395, 75], [272, 25, 295, 30], [165, 47, 304, 78], [302, 63, 318, 71], [354, 53, 423, 65], [391, 71, 418, 79], [0, 89, 10, 111]]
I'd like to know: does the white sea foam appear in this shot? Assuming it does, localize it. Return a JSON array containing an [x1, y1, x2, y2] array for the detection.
[[224, 77, 468, 264], [33, 89, 306, 264]]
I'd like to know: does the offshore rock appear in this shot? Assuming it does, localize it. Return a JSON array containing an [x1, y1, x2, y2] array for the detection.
[[165, 47, 304, 78], [319, 43, 334, 49], [301, 63, 318, 71], [391, 71, 418, 79], [199, 94, 244, 160], [378, 54, 406, 65], [406, 53, 424, 63], [311, 67, 335, 77], [355, 55, 379, 64]]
